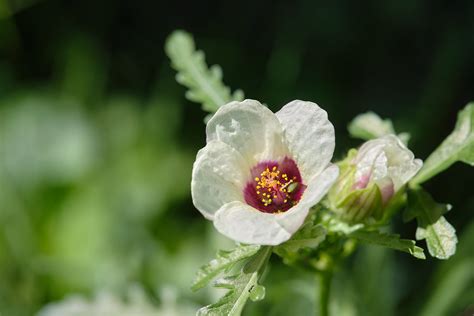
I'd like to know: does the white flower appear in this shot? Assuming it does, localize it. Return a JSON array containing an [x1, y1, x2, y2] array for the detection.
[[355, 135, 422, 197], [191, 99, 338, 245], [329, 134, 422, 222]]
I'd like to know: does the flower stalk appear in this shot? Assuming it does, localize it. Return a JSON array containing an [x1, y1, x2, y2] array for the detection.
[[318, 270, 332, 316]]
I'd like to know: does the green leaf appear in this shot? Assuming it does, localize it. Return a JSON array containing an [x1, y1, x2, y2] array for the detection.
[[420, 221, 474, 316], [405, 188, 457, 259], [198, 247, 271, 316], [191, 244, 261, 291], [274, 224, 327, 257], [165, 30, 244, 113], [350, 230, 426, 259], [411, 102, 474, 185], [348, 112, 396, 141]]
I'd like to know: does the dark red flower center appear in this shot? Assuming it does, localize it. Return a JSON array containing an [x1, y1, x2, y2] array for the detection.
[[243, 157, 306, 213]]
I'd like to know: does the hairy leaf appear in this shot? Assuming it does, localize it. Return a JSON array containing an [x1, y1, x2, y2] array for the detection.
[[411, 102, 474, 185], [198, 247, 271, 316], [274, 224, 327, 257], [350, 230, 425, 259], [191, 244, 261, 291], [165, 30, 244, 113], [405, 188, 457, 259]]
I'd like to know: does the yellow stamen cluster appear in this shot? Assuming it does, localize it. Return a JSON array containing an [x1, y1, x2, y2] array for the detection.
[[255, 166, 297, 207]]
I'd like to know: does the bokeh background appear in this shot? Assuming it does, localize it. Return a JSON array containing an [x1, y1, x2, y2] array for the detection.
[[0, 1, 473, 315]]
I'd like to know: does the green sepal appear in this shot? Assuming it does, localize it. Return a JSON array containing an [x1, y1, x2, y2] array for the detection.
[[335, 183, 383, 224]]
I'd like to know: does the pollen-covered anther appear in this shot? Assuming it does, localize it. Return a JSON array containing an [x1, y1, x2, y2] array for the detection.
[[244, 157, 307, 214]]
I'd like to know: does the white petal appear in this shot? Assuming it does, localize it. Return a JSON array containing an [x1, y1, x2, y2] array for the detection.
[[276, 100, 335, 182], [213, 202, 292, 246], [355, 140, 388, 182], [191, 140, 249, 220], [206, 99, 288, 165], [213, 164, 339, 245], [355, 135, 422, 191], [278, 164, 339, 233], [382, 135, 423, 190]]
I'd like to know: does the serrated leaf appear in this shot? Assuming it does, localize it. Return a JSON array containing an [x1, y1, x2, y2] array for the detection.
[[411, 102, 474, 185], [165, 30, 244, 113], [191, 244, 260, 291], [405, 188, 457, 259], [350, 230, 426, 259], [198, 247, 271, 316]]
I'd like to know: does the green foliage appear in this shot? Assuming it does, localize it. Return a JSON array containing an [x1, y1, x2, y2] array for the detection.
[[419, 221, 474, 316], [411, 102, 474, 185], [350, 230, 425, 259], [347, 111, 410, 144], [165, 30, 244, 113], [191, 244, 261, 291], [198, 247, 271, 316], [405, 188, 457, 259], [351, 246, 397, 316], [274, 223, 326, 258]]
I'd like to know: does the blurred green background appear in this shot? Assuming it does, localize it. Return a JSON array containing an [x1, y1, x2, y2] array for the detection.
[[0, 1, 473, 315]]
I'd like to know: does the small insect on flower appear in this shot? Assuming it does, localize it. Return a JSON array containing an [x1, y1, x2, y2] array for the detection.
[[191, 99, 339, 245]]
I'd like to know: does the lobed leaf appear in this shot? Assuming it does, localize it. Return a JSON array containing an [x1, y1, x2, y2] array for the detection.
[[165, 30, 244, 113], [191, 244, 260, 291], [350, 230, 425, 259], [405, 188, 457, 259], [198, 247, 271, 316], [411, 102, 474, 185]]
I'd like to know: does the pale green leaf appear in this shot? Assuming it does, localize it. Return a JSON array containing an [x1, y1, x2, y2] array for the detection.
[[420, 221, 474, 316], [411, 102, 474, 185], [274, 224, 327, 257], [405, 188, 457, 259], [198, 247, 271, 316], [348, 112, 395, 140], [350, 230, 425, 259], [191, 244, 260, 291], [165, 30, 244, 113]]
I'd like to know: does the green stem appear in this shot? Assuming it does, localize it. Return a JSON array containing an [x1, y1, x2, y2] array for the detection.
[[318, 271, 332, 316]]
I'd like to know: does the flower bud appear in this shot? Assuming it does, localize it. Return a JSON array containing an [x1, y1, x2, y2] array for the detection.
[[328, 135, 422, 223]]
